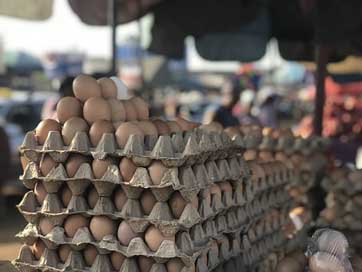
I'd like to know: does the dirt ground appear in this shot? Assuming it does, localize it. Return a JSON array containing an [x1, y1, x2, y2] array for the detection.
[[0, 196, 26, 262]]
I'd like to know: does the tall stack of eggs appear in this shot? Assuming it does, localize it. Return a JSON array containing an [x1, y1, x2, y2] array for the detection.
[[13, 75, 254, 272], [319, 166, 362, 254]]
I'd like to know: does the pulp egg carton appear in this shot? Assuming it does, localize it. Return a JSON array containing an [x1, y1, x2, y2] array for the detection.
[[21, 156, 244, 192], [258, 134, 277, 152], [20, 129, 244, 168], [319, 214, 362, 231], [275, 134, 295, 153], [212, 255, 247, 272], [321, 168, 362, 193]]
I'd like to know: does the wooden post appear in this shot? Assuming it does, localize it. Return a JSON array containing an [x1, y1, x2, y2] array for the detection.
[[313, 45, 329, 136], [108, 0, 117, 75]]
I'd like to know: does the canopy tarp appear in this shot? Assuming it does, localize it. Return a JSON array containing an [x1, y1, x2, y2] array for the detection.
[[0, 0, 53, 20]]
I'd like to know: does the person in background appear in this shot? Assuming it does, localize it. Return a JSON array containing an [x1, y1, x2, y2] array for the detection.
[[203, 77, 242, 127], [41, 76, 75, 120], [253, 85, 280, 128]]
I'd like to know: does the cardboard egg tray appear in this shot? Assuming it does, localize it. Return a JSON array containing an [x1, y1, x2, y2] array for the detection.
[[20, 129, 244, 168]]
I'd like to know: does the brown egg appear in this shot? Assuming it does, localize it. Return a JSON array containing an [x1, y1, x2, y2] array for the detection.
[[243, 149, 257, 161], [89, 120, 114, 146], [34, 182, 47, 204], [108, 98, 126, 122], [64, 215, 88, 238], [61, 186, 72, 207], [199, 122, 223, 132], [219, 181, 233, 194], [130, 96, 149, 121], [56, 97, 82, 124], [62, 117, 89, 145], [117, 221, 140, 246], [136, 121, 158, 136], [289, 251, 307, 268], [167, 121, 182, 133], [87, 187, 99, 209], [65, 154, 89, 177], [309, 252, 345, 272], [73, 75, 101, 102], [92, 158, 114, 179], [152, 119, 171, 135], [275, 257, 303, 272], [166, 258, 184, 272], [169, 191, 187, 219], [32, 239, 45, 260], [115, 122, 144, 148], [175, 116, 196, 131], [39, 217, 55, 235], [210, 184, 222, 200], [40, 155, 58, 176], [148, 161, 168, 185], [35, 119, 62, 144], [119, 157, 137, 182], [58, 244, 71, 263], [140, 190, 157, 215], [110, 251, 126, 270], [89, 216, 116, 241], [83, 97, 112, 124], [144, 226, 175, 251], [20, 155, 30, 171], [83, 245, 98, 266], [224, 127, 240, 138], [123, 100, 138, 121], [114, 188, 127, 211], [138, 256, 155, 272], [98, 77, 117, 98]]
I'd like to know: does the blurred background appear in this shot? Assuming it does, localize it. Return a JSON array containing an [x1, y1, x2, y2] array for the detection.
[[1, 0, 362, 265]]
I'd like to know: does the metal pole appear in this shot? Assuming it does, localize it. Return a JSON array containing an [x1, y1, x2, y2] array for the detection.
[[313, 45, 329, 136], [109, 0, 117, 75]]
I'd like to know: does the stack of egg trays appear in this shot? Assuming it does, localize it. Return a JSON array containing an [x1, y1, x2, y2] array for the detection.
[[14, 129, 250, 272]]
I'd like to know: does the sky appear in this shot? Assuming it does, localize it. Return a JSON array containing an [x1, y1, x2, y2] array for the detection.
[[0, 0, 139, 58]]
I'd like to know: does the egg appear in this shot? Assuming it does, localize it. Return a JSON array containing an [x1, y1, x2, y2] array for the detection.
[[83, 245, 98, 266], [62, 117, 89, 145], [144, 226, 175, 251], [108, 98, 126, 122], [167, 121, 182, 133], [210, 184, 222, 200], [117, 221, 140, 246], [89, 120, 114, 146], [119, 157, 137, 182], [136, 121, 158, 136], [224, 127, 240, 138], [152, 119, 171, 135], [34, 182, 47, 204], [83, 97, 112, 124], [289, 251, 307, 268], [130, 96, 149, 120], [89, 216, 116, 241], [61, 186, 72, 207], [243, 149, 257, 161], [73, 75, 101, 102], [140, 190, 157, 215], [40, 155, 58, 176], [138, 256, 155, 272], [35, 119, 62, 144], [199, 122, 223, 132], [56, 97, 82, 124], [114, 188, 127, 211], [218, 181, 233, 194], [169, 192, 188, 219], [275, 257, 303, 272], [175, 116, 195, 131], [39, 217, 55, 235], [58, 244, 71, 263], [87, 187, 99, 209], [113, 121, 123, 130], [166, 258, 184, 272], [92, 158, 114, 179], [148, 161, 168, 185], [309, 252, 345, 272], [115, 122, 144, 148], [64, 215, 89, 238], [20, 155, 30, 171], [110, 251, 126, 270], [65, 154, 89, 177], [122, 100, 138, 121], [32, 239, 45, 260], [203, 190, 211, 208], [98, 77, 117, 98]]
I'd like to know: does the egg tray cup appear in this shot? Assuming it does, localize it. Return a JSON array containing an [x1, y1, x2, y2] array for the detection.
[[14, 231, 243, 272], [318, 213, 362, 231], [321, 177, 362, 194], [20, 128, 245, 168]]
